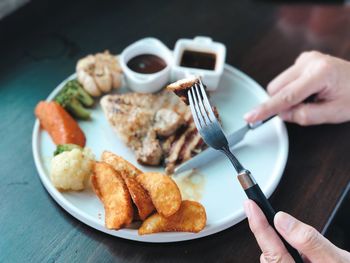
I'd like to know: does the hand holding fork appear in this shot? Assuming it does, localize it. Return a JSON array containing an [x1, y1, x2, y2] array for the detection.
[[188, 78, 303, 263]]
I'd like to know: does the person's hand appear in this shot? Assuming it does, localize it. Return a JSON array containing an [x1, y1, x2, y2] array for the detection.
[[244, 51, 350, 126], [243, 200, 350, 263]]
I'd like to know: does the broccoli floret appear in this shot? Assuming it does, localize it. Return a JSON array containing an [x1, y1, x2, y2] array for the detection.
[[67, 80, 94, 107], [54, 144, 82, 156], [54, 80, 94, 120], [66, 97, 91, 120]]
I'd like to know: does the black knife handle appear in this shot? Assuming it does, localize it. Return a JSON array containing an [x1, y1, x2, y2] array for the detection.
[[239, 171, 303, 263]]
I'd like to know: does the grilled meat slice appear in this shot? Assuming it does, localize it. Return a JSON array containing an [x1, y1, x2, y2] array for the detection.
[[164, 122, 206, 174], [136, 130, 163, 166], [164, 124, 195, 174], [178, 131, 204, 162]]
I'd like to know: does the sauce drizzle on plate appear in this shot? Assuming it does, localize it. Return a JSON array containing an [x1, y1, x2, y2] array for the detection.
[[173, 169, 206, 201]]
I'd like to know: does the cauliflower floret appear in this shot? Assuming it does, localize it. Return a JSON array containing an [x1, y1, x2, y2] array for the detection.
[[50, 148, 94, 191]]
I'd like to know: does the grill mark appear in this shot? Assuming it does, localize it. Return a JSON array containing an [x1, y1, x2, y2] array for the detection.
[[178, 131, 202, 162]]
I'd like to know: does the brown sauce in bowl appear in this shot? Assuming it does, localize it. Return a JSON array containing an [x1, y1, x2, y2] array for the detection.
[[180, 50, 216, 70], [127, 54, 167, 74]]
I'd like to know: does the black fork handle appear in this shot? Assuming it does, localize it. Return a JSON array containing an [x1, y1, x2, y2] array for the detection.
[[239, 171, 303, 263], [219, 147, 303, 262]]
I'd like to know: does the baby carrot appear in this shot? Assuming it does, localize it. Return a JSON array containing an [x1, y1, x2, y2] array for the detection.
[[35, 101, 86, 147]]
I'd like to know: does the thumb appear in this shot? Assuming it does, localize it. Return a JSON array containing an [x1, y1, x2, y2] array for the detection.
[[279, 103, 333, 126], [274, 212, 342, 262]]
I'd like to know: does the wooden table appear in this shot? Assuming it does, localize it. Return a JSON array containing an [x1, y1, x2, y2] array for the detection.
[[1, 1, 349, 262]]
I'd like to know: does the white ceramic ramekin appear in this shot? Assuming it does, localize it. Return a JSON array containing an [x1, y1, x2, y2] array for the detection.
[[171, 36, 226, 90], [119, 37, 173, 93]]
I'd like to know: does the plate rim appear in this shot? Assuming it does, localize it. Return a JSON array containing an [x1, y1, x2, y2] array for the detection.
[[32, 64, 289, 243]]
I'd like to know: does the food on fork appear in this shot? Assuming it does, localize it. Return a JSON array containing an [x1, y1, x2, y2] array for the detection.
[[77, 51, 122, 97], [136, 172, 182, 217], [91, 162, 133, 229], [100, 91, 206, 173], [102, 151, 155, 221], [138, 200, 207, 235], [35, 101, 86, 147], [54, 80, 94, 120], [50, 147, 94, 191], [166, 76, 199, 105]]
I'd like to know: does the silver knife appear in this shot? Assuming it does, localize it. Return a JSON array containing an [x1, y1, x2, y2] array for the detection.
[[174, 116, 275, 174]]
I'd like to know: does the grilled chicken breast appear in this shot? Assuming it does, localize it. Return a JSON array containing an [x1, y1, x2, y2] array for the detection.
[[100, 89, 208, 174]]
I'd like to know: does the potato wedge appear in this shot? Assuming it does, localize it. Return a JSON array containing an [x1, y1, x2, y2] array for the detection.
[[122, 176, 155, 220], [102, 151, 142, 178], [136, 172, 181, 217], [101, 151, 154, 220], [91, 162, 133, 229], [138, 200, 206, 235]]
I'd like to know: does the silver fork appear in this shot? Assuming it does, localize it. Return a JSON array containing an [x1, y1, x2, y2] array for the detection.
[[188, 79, 303, 263]]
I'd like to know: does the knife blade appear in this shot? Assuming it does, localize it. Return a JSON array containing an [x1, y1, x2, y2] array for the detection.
[[174, 116, 275, 174]]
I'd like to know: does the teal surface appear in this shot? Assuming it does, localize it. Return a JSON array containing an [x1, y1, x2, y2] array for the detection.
[[2, 0, 349, 262]]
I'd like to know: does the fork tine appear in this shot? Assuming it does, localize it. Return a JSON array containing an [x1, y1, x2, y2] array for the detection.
[[198, 79, 217, 122], [194, 83, 211, 125], [188, 88, 204, 129]]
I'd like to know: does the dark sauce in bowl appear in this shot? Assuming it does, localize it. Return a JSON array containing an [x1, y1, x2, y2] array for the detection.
[[180, 50, 216, 70], [127, 54, 167, 74]]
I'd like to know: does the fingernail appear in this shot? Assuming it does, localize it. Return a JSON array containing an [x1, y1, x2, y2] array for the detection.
[[243, 200, 252, 218], [244, 108, 259, 121], [276, 212, 296, 233]]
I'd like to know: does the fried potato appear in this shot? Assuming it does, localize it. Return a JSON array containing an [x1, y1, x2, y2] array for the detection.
[[136, 172, 181, 217], [122, 176, 155, 220], [138, 200, 207, 235], [101, 151, 154, 220], [91, 162, 133, 229], [101, 151, 142, 177]]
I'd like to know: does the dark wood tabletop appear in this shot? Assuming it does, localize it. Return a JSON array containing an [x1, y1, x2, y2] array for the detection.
[[1, 0, 349, 262]]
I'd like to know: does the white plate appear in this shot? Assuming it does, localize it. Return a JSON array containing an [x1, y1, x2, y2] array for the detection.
[[32, 64, 288, 243]]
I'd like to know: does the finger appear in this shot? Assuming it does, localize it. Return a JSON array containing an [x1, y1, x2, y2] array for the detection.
[[267, 65, 300, 96], [260, 253, 268, 263], [274, 212, 343, 262], [295, 50, 323, 65], [245, 74, 321, 123], [272, 51, 322, 95], [244, 200, 294, 263], [279, 102, 334, 126]]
